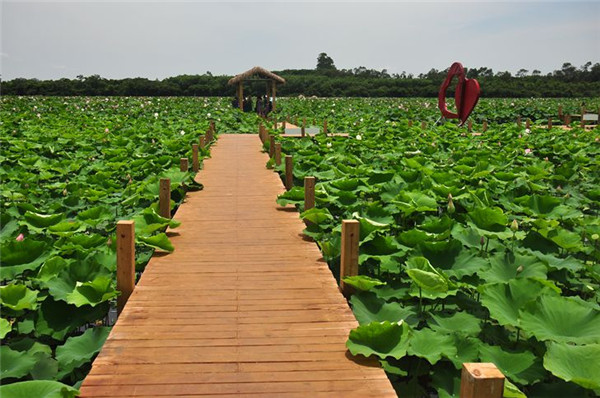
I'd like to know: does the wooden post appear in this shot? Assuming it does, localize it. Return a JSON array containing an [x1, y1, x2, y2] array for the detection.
[[301, 118, 306, 137], [285, 155, 293, 191], [526, 119, 531, 129], [548, 119, 552, 129], [558, 105, 563, 119], [517, 116, 522, 127], [460, 363, 505, 398], [340, 220, 360, 296], [482, 121, 488, 132], [304, 176, 315, 211], [237, 82, 243, 111], [580, 118, 585, 129], [258, 125, 265, 143], [283, 120, 287, 131], [408, 120, 413, 127], [116, 220, 135, 316], [159, 178, 171, 219], [192, 144, 199, 172], [269, 135, 275, 158], [565, 114, 571, 125], [323, 119, 328, 136], [210, 120, 215, 135], [468, 120, 472, 133], [199, 135, 205, 150], [272, 81, 277, 112], [180, 157, 188, 172], [274, 143, 282, 166]]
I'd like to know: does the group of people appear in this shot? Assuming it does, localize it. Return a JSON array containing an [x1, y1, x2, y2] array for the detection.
[[231, 95, 273, 116]]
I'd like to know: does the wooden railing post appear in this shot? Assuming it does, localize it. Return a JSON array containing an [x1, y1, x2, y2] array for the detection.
[[274, 143, 282, 166], [482, 121, 488, 132], [565, 114, 571, 125], [301, 118, 306, 137], [116, 220, 135, 316], [340, 220, 360, 296], [180, 157, 189, 172], [269, 135, 275, 158], [192, 144, 199, 172], [285, 155, 293, 191], [199, 135, 205, 150], [460, 363, 505, 398], [525, 119, 531, 129], [323, 119, 328, 136], [304, 176, 315, 211], [467, 120, 472, 133], [159, 178, 171, 219], [558, 105, 563, 119], [548, 119, 552, 129], [517, 116, 522, 127]]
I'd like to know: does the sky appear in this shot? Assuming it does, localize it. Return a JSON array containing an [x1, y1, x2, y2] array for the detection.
[[1, 1, 599, 81]]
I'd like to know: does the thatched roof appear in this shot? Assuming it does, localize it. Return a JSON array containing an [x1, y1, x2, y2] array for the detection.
[[228, 66, 286, 85]]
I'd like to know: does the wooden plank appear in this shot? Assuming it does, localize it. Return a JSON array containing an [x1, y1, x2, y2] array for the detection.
[[80, 135, 395, 397]]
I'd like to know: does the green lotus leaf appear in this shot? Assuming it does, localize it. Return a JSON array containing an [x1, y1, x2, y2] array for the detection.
[[299, 207, 334, 225], [405, 257, 449, 292], [447, 335, 480, 370], [0, 239, 50, 280], [445, 249, 489, 279], [519, 295, 600, 344], [480, 251, 547, 283], [330, 177, 360, 191], [347, 320, 412, 360], [138, 233, 174, 252], [360, 234, 404, 256], [479, 278, 557, 327], [65, 276, 118, 307], [34, 298, 109, 340], [35, 256, 70, 282], [56, 326, 111, 379], [394, 191, 438, 215], [343, 275, 385, 292], [0, 213, 19, 241], [542, 228, 583, 251], [276, 186, 304, 206], [503, 379, 527, 398], [0, 346, 37, 380], [428, 311, 481, 336], [1, 318, 11, 338], [48, 220, 85, 235], [478, 343, 544, 385], [133, 207, 180, 236], [417, 239, 463, 270], [0, 380, 79, 398], [526, 250, 585, 272], [43, 257, 107, 303], [398, 229, 431, 247], [159, 169, 190, 190], [407, 327, 456, 365], [23, 211, 65, 229], [419, 215, 454, 234], [350, 291, 419, 327], [362, 203, 394, 224], [67, 233, 106, 249], [518, 194, 562, 215], [468, 207, 508, 232], [543, 342, 600, 390], [0, 284, 39, 312], [30, 357, 58, 381], [76, 206, 113, 227]]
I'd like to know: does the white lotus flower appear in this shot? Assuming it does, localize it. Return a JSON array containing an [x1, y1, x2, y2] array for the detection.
[[356, 134, 362, 141], [154, 112, 159, 118], [180, 130, 185, 135], [326, 142, 332, 148], [525, 128, 531, 134]]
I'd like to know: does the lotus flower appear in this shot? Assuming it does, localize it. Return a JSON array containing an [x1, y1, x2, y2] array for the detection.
[[180, 130, 185, 135], [154, 112, 158, 118], [524, 148, 532, 155], [525, 128, 531, 134], [16, 233, 24, 241], [105, 128, 109, 133], [511, 219, 519, 232], [326, 142, 332, 148], [356, 135, 362, 141]]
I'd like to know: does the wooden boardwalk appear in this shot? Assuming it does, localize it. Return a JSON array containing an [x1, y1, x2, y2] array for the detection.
[[79, 134, 396, 397]]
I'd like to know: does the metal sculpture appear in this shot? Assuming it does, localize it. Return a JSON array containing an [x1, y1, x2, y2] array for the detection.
[[438, 62, 480, 125]]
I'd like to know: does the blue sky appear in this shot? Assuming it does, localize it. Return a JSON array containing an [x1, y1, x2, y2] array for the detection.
[[1, 1, 598, 80]]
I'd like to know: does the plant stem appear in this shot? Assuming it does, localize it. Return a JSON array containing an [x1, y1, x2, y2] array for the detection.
[[485, 237, 490, 253]]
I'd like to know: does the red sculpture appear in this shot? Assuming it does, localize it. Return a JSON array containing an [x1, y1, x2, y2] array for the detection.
[[438, 62, 480, 125]]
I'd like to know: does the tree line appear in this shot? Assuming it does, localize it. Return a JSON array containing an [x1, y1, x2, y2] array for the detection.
[[2, 54, 599, 98]]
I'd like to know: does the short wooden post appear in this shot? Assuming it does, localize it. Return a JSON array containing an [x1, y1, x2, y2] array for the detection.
[[580, 118, 585, 129], [517, 116, 522, 127], [467, 120, 472, 132], [180, 157, 188, 172], [548, 119, 552, 129], [199, 135, 205, 150], [526, 119, 531, 129], [273, 118, 278, 130], [301, 118, 306, 137], [340, 220, 360, 296], [581, 106, 586, 117], [210, 120, 215, 135], [565, 114, 571, 125], [192, 144, 199, 172], [482, 121, 488, 132], [269, 135, 275, 158], [258, 125, 265, 143], [408, 120, 413, 127], [285, 155, 293, 191], [460, 363, 505, 398], [304, 176, 315, 211], [116, 220, 135, 316], [323, 119, 328, 135], [274, 143, 282, 166], [558, 105, 563, 119], [421, 121, 426, 129], [283, 120, 287, 130], [159, 178, 171, 219]]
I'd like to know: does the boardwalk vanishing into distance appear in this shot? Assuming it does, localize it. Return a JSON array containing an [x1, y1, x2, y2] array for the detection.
[[79, 134, 396, 397]]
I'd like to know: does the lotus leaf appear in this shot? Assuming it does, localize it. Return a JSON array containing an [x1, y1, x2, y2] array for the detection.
[[350, 291, 419, 327], [407, 327, 456, 365], [0, 284, 39, 312], [0, 380, 79, 398], [56, 326, 111, 378], [347, 320, 412, 360], [543, 342, 600, 390]]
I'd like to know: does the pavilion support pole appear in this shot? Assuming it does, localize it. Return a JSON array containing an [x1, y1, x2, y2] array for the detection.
[[272, 81, 277, 112], [238, 82, 244, 111]]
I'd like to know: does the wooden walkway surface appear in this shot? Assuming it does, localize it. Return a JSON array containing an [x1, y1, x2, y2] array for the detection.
[[79, 134, 396, 397]]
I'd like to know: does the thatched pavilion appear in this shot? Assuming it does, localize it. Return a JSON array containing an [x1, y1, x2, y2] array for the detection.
[[228, 66, 286, 112]]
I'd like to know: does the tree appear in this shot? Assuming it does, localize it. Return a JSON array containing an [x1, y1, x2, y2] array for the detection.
[[516, 69, 529, 78], [316, 53, 336, 72]]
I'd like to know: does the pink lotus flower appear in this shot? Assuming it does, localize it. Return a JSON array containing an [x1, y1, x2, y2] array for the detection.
[[524, 148, 532, 155], [16, 233, 24, 241]]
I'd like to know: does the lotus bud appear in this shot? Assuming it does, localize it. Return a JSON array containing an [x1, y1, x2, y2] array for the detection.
[[591, 233, 599, 241], [448, 196, 455, 215], [62, 188, 68, 196], [556, 185, 562, 192], [16, 233, 24, 242], [480, 236, 485, 247], [516, 265, 524, 273], [510, 219, 519, 232], [106, 237, 112, 246]]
